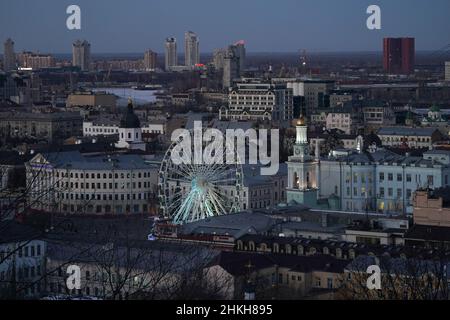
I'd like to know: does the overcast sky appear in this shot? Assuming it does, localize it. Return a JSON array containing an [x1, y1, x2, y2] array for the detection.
[[1, 0, 449, 53]]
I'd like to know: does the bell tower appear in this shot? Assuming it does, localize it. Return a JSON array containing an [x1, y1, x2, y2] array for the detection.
[[286, 115, 319, 207], [115, 98, 146, 151]]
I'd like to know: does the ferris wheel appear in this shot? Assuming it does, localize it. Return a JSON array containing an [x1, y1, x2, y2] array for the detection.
[[158, 132, 243, 224]]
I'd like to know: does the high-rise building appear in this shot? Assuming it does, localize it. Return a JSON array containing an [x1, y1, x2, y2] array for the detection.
[[72, 40, 91, 71], [144, 49, 157, 71], [3, 38, 16, 71], [184, 31, 199, 68], [445, 61, 450, 82], [165, 37, 177, 71], [383, 37, 415, 74], [212, 48, 227, 71], [223, 50, 240, 89], [232, 40, 246, 72]]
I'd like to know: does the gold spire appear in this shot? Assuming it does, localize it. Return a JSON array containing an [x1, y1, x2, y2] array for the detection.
[[297, 114, 305, 126]]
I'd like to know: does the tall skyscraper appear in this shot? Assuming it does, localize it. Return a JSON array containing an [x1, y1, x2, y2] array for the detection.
[[383, 37, 415, 74], [165, 37, 177, 71], [3, 38, 16, 72], [232, 40, 246, 72], [184, 31, 199, 68], [223, 50, 240, 89], [144, 50, 157, 71], [72, 40, 91, 71]]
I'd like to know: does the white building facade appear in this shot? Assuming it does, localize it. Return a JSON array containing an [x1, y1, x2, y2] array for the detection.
[[25, 151, 155, 215]]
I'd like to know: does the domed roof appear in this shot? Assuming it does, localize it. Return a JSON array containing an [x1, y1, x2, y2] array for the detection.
[[120, 99, 140, 128]]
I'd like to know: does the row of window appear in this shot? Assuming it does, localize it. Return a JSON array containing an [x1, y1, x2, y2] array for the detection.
[[56, 181, 151, 190], [61, 203, 148, 214], [55, 171, 151, 180], [57, 192, 151, 201], [0, 244, 42, 260]]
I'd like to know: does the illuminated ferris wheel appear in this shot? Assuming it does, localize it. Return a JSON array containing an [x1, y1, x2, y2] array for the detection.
[[158, 131, 243, 224]]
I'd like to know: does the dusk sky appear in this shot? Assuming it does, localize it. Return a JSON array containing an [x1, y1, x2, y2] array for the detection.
[[1, 0, 450, 53]]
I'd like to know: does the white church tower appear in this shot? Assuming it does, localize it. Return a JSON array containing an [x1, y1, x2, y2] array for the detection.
[[286, 115, 319, 207], [115, 99, 146, 151]]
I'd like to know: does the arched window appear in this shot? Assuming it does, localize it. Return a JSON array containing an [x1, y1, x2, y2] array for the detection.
[[336, 248, 342, 259], [293, 172, 299, 189], [249, 241, 255, 251], [349, 249, 355, 259], [273, 243, 279, 253], [260, 243, 267, 252], [297, 245, 304, 255], [285, 244, 292, 254], [306, 171, 310, 188], [236, 240, 243, 250]]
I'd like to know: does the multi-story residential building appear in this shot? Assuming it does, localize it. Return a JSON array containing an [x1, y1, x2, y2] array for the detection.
[[223, 50, 240, 89], [287, 80, 335, 115], [17, 52, 55, 70], [0, 222, 46, 298], [143, 50, 157, 71], [25, 151, 156, 215], [83, 119, 165, 137], [329, 90, 355, 108], [362, 101, 396, 132], [72, 40, 91, 71], [383, 37, 415, 74], [164, 37, 177, 71], [66, 91, 117, 109], [325, 108, 361, 135], [205, 251, 347, 300], [377, 127, 443, 149], [0, 71, 42, 105], [3, 38, 16, 72], [220, 79, 293, 124], [0, 112, 83, 143], [411, 188, 450, 228], [184, 31, 199, 69]]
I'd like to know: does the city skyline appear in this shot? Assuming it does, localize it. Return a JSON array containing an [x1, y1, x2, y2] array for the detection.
[[1, 0, 450, 54]]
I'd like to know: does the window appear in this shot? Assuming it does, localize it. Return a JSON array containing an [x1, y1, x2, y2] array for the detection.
[[315, 277, 321, 287], [388, 173, 393, 181], [379, 172, 384, 181], [427, 175, 434, 186], [327, 278, 333, 289], [388, 188, 393, 197], [397, 174, 402, 182], [406, 174, 412, 182]]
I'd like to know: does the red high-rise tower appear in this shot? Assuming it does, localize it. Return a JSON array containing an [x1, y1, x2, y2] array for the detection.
[[383, 38, 415, 74]]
